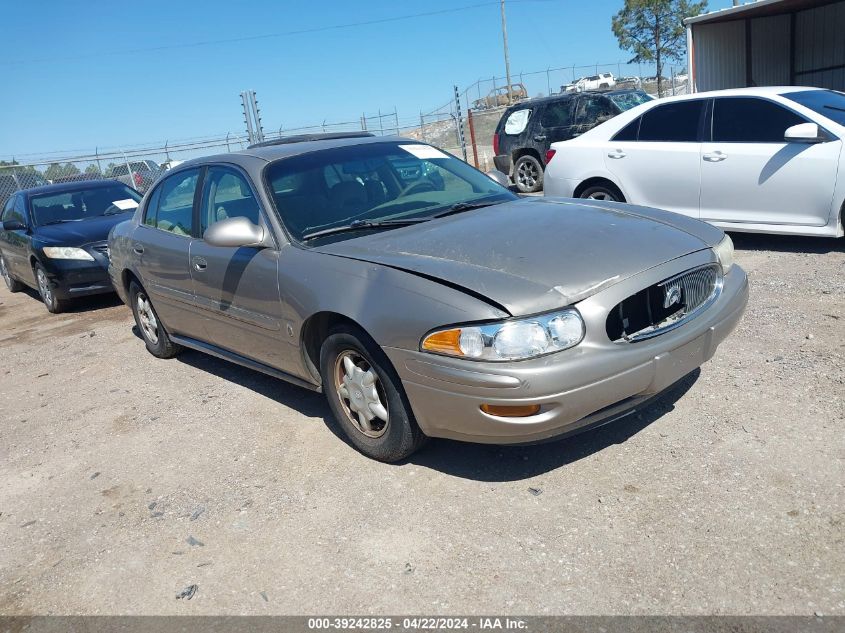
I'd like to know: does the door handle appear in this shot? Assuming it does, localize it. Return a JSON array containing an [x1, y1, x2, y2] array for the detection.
[[607, 150, 626, 159], [703, 151, 728, 162], [192, 257, 207, 271], [132, 243, 144, 254], [533, 135, 547, 142]]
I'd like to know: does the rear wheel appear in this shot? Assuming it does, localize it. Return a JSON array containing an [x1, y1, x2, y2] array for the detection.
[[514, 154, 544, 193], [129, 281, 182, 358], [579, 183, 625, 202], [34, 264, 67, 313], [0, 254, 23, 293], [320, 325, 427, 462]]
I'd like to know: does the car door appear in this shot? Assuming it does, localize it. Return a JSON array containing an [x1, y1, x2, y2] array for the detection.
[[700, 97, 842, 227], [537, 98, 578, 155], [189, 165, 292, 371], [133, 168, 203, 337], [602, 99, 706, 218], [0, 194, 34, 284]]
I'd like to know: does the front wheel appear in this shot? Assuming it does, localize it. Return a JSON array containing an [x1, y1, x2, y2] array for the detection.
[[0, 254, 23, 293], [34, 264, 67, 313], [579, 183, 624, 202], [320, 325, 427, 462], [514, 154, 544, 193]]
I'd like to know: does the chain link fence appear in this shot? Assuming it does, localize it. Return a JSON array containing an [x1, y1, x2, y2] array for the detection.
[[2, 61, 692, 207]]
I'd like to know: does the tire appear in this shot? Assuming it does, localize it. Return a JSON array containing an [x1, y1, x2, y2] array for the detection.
[[128, 281, 182, 359], [34, 263, 68, 313], [514, 154, 544, 193], [320, 324, 427, 462], [0, 254, 23, 293], [579, 183, 625, 202]]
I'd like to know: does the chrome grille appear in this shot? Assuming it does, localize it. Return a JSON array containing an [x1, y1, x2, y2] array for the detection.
[[606, 264, 722, 342]]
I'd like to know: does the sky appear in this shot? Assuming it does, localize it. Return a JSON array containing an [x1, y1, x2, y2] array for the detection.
[[1, 0, 736, 161]]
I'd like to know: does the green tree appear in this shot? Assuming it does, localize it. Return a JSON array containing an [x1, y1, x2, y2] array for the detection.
[[612, 0, 707, 97], [85, 163, 102, 177], [61, 162, 81, 179], [44, 162, 63, 181]]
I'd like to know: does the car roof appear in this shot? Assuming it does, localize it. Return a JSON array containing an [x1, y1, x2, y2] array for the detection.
[[18, 179, 132, 197], [176, 134, 421, 169], [648, 86, 825, 103], [502, 89, 646, 111]]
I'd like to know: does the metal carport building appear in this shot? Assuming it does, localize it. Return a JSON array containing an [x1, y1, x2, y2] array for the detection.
[[686, 0, 845, 92]]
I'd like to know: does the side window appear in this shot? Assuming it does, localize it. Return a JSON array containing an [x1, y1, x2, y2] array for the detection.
[[713, 98, 806, 143], [2, 195, 17, 222], [540, 100, 574, 128], [503, 109, 530, 135], [638, 100, 704, 142], [613, 117, 641, 141], [149, 169, 198, 236], [574, 96, 616, 127], [200, 167, 262, 235], [143, 187, 161, 227], [14, 195, 28, 225]]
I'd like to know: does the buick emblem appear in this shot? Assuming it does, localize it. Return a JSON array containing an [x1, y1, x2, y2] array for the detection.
[[663, 284, 682, 309]]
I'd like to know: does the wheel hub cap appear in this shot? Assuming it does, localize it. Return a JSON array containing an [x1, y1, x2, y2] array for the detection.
[[136, 294, 159, 344], [335, 351, 389, 438], [37, 270, 52, 304]]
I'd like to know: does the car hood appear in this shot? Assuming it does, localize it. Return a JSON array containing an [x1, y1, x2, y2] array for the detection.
[[33, 212, 134, 246], [316, 197, 723, 316]]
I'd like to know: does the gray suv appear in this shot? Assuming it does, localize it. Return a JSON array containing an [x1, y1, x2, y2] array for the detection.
[[109, 134, 747, 462]]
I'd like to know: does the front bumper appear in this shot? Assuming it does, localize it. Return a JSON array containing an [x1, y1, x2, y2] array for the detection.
[[384, 251, 748, 444], [40, 248, 114, 300]]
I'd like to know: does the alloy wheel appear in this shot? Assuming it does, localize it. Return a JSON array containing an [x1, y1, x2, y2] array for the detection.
[[36, 268, 53, 306], [0, 256, 11, 288], [516, 160, 539, 189], [136, 293, 159, 345], [334, 350, 389, 438], [587, 191, 615, 201]]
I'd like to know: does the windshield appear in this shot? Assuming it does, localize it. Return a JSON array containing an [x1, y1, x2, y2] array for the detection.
[[784, 89, 845, 126], [30, 184, 142, 226], [608, 91, 652, 110], [265, 142, 516, 243]]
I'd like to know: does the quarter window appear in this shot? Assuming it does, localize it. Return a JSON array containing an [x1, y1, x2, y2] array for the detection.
[[638, 100, 705, 142], [200, 167, 262, 234], [504, 109, 530, 135], [145, 169, 198, 236], [712, 98, 806, 143], [613, 117, 641, 141]]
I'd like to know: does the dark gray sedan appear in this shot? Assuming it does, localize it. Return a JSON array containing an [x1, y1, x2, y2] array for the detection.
[[108, 133, 748, 462]]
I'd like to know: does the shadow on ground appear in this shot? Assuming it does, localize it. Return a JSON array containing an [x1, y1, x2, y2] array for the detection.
[[17, 286, 124, 313], [171, 341, 700, 482], [729, 232, 843, 254]]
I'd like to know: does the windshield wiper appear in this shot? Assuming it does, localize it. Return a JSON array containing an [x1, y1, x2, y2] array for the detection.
[[823, 104, 845, 113], [301, 218, 425, 241], [39, 219, 79, 226], [431, 199, 502, 219]]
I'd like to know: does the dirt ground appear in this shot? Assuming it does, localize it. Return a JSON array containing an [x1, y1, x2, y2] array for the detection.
[[0, 233, 842, 615]]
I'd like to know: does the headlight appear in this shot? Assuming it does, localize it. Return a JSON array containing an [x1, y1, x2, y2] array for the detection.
[[712, 234, 734, 273], [42, 247, 94, 261], [421, 309, 585, 361]]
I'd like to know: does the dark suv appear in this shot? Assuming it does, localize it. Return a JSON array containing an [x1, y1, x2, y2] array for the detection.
[[493, 90, 651, 192]]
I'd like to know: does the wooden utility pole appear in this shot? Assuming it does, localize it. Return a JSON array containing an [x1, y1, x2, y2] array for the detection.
[[501, 0, 513, 104]]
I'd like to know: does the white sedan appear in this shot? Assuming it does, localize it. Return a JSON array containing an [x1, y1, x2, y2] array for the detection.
[[543, 87, 845, 238]]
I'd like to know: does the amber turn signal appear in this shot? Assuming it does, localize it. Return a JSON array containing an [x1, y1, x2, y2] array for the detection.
[[480, 404, 541, 418], [421, 328, 463, 356]]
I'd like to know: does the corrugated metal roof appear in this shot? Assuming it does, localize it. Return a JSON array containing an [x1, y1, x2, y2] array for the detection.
[[685, 0, 830, 25]]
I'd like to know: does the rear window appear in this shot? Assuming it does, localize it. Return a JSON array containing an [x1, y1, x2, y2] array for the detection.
[[608, 92, 652, 111], [638, 100, 704, 142], [783, 89, 845, 127]]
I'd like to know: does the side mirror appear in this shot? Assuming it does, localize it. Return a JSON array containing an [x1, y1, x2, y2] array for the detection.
[[0, 220, 26, 231], [486, 170, 510, 188], [203, 216, 271, 248], [784, 122, 827, 143]]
